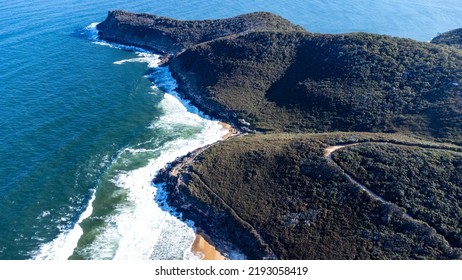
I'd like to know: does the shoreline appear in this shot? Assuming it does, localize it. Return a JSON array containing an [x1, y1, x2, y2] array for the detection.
[[92, 30, 243, 259], [219, 122, 239, 140], [190, 234, 226, 260], [187, 121, 238, 260], [154, 107, 273, 259]]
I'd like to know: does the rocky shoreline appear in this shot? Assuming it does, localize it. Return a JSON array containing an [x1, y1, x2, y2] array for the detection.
[[153, 129, 277, 259], [168, 64, 253, 133], [97, 10, 462, 259], [97, 10, 289, 259], [97, 10, 304, 54]]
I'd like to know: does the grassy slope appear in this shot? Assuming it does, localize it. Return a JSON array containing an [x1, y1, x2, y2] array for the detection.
[[333, 143, 462, 248], [185, 133, 460, 259], [166, 26, 462, 259], [170, 31, 462, 142], [432, 28, 462, 49], [97, 10, 304, 53]]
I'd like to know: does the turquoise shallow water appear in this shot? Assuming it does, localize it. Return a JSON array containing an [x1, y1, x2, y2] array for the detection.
[[0, 0, 461, 259]]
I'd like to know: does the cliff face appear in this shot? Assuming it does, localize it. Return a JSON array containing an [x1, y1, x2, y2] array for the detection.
[[98, 10, 462, 259], [96, 10, 305, 53], [431, 28, 462, 49], [158, 133, 461, 259], [98, 11, 462, 142]]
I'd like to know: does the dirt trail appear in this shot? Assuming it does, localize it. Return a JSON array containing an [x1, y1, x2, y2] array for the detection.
[[324, 143, 389, 204], [160, 124, 278, 258], [323, 141, 462, 247], [322, 141, 462, 216], [163, 132, 462, 255]]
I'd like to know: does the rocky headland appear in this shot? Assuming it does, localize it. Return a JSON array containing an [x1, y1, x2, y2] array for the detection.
[[98, 10, 462, 259], [431, 28, 462, 49], [97, 10, 304, 54]]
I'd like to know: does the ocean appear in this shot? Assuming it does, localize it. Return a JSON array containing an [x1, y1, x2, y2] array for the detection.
[[0, 0, 461, 260]]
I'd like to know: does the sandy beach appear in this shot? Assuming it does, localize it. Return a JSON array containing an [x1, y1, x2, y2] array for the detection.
[[186, 123, 236, 260], [219, 122, 238, 140], [190, 234, 226, 260]]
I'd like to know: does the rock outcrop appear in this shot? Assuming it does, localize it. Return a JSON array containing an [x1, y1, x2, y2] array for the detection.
[[431, 28, 462, 49], [98, 9, 462, 259], [170, 31, 462, 142], [97, 10, 304, 54]]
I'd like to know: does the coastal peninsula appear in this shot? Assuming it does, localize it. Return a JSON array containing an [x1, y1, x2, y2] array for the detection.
[[97, 10, 462, 259]]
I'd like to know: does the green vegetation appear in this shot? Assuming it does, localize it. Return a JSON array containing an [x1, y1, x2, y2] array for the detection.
[[332, 143, 462, 248], [171, 31, 462, 142], [166, 22, 462, 259], [100, 10, 462, 259], [173, 133, 460, 259], [166, 21, 462, 258], [432, 28, 462, 49], [97, 10, 304, 53]]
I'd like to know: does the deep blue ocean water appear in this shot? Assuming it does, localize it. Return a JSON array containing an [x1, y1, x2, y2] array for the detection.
[[1, 0, 461, 260]]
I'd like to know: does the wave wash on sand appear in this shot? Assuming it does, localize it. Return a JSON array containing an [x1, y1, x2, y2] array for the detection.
[[33, 23, 230, 260]]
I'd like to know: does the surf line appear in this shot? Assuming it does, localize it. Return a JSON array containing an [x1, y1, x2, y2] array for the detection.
[[33, 23, 236, 260], [117, 57, 238, 260], [112, 47, 240, 259], [100, 32, 243, 259]]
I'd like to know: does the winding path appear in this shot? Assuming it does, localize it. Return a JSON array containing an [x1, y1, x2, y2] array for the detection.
[[190, 170, 277, 259], [323, 141, 462, 247], [161, 128, 279, 258], [164, 135, 462, 256], [324, 143, 389, 204], [324, 142, 462, 207]]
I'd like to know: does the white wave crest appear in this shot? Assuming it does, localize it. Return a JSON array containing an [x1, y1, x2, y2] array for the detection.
[[113, 53, 160, 68], [32, 190, 96, 260], [32, 24, 228, 260], [73, 94, 226, 260]]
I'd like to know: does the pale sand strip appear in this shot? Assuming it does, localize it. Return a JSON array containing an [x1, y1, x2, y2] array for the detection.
[[219, 122, 238, 140], [191, 234, 226, 260], [189, 122, 236, 260]]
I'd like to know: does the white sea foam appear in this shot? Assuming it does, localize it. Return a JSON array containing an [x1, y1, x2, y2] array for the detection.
[[33, 190, 96, 260], [96, 97, 225, 260], [113, 53, 160, 68], [84, 22, 99, 41], [85, 22, 149, 53], [32, 30, 228, 259], [37, 210, 50, 219], [97, 57, 225, 259], [72, 101, 225, 260], [146, 67, 207, 118]]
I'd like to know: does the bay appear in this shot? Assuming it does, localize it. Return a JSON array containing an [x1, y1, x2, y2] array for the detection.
[[0, 0, 461, 259]]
